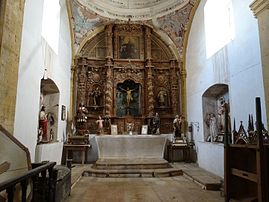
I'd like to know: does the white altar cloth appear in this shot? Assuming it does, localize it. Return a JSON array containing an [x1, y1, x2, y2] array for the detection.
[[96, 134, 172, 159]]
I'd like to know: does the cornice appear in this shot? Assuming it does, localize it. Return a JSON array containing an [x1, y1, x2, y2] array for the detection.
[[250, 0, 269, 17]]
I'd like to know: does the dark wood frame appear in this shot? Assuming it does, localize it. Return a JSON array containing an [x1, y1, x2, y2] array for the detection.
[[61, 105, 66, 121]]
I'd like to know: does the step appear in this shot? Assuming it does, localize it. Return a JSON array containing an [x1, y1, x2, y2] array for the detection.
[[95, 158, 171, 170], [82, 167, 183, 178]]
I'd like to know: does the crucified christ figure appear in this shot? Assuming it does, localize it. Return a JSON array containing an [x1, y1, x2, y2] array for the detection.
[[120, 86, 136, 107]]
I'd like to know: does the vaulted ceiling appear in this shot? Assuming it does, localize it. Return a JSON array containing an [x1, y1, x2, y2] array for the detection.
[[76, 0, 192, 20]]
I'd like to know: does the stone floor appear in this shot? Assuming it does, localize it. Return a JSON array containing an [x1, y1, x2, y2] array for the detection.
[[66, 163, 223, 202]]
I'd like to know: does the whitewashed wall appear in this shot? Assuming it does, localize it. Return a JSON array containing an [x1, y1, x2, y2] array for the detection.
[[14, 0, 72, 164], [186, 0, 266, 177]]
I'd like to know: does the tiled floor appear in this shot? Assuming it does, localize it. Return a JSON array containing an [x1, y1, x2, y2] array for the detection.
[[66, 163, 223, 202]]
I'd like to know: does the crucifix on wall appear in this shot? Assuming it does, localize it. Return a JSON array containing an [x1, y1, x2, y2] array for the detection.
[[116, 80, 140, 117]]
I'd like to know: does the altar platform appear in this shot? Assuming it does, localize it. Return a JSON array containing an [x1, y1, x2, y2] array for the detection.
[[82, 134, 182, 177]]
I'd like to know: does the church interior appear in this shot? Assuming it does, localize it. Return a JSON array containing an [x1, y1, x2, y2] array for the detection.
[[1, 0, 269, 201]]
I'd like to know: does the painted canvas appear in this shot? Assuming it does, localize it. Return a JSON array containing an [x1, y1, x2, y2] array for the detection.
[[119, 36, 140, 59]]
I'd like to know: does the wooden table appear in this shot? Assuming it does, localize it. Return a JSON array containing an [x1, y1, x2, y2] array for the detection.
[[63, 144, 91, 164], [167, 143, 190, 163]]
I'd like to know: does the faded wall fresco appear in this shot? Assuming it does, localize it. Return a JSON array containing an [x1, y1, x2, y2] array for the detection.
[[157, 3, 194, 55], [69, 0, 197, 56], [70, 0, 108, 52]]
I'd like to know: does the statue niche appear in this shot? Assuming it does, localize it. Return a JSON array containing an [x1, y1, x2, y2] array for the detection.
[[116, 80, 140, 117]]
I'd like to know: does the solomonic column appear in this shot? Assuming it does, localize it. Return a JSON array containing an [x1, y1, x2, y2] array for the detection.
[[105, 24, 114, 116], [250, 0, 269, 129], [170, 59, 179, 115], [145, 27, 154, 117], [77, 58, 87, 106], [179, 60, 187, 118], [146, 60, 154, 117]]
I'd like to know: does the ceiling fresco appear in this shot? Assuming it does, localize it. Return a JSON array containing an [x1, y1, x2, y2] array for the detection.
[[69, 0, 198, 56]]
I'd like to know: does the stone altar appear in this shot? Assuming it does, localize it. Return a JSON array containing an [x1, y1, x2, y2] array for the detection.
[[96, 134, 170, 159]]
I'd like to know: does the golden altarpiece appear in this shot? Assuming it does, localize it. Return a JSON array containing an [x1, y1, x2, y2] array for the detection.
[[75, 23, 181, 134]]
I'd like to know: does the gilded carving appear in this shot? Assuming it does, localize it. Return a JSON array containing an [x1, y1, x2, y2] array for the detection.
[[75, 23, 181, 133]]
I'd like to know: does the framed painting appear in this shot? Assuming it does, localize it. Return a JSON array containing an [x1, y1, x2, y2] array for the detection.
[[141, 125, 148, 135], [119, 36, 140, 59], [111, 125, 118, 135]]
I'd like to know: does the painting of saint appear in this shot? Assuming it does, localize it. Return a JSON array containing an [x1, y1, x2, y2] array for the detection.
[[119, 36, 140, 59]]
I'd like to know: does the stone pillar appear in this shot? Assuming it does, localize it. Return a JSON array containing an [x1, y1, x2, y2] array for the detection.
[[250, 0, 269, 128], [170, 59, 179, 115], [0, 0, 25, 133], [105, 25, 114, 116]]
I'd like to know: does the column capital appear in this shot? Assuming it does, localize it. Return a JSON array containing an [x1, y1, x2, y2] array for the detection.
[[250, 0, 269, 17]]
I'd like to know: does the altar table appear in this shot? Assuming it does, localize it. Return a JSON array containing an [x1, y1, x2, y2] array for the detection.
[[96, 135, 169, 159]]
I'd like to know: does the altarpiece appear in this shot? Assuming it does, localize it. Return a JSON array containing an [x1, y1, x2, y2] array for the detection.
[[75, 23, 182, 134]]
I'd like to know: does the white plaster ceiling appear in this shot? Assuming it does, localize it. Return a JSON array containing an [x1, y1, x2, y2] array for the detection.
[[77, 0, 190, 20]]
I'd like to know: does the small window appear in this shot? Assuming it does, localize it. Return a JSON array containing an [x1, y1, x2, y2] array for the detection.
[[42, 0, 60, 53]]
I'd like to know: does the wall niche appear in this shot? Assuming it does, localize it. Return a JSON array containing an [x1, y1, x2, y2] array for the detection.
[[38, 78, 59, 143], [202, 84, 230, 143]]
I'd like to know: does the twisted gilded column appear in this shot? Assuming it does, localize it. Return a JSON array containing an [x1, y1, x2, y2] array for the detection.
[[179, 61, 187, 118], [146, 60, 154, 117], [170, 59, 179, 115], [77, 58, 87, 106], [105, 24, 114, 116], [145, 27, 154, 117]]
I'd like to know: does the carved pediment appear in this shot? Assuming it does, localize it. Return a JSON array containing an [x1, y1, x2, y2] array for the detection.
[[115, 24, 143, 33]]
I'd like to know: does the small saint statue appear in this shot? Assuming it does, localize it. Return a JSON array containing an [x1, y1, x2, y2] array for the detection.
[[91, 87, 102, 106], [158, 91, 167, 106], [96, 115, 104, 135], [39, 106, 48, 142], [173, 115, 182, 138], [151, 112, 160, 134], [126, 122, 134, 135]]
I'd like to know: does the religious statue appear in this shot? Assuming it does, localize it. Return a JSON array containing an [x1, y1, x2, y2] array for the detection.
[[91, 87, 102, 106], [126, 122, 134, 135], [39, 106, 48, 142], [103, 115, 111, 133], [217, 97, 229, 133], [119, 86, 137, 107], [151, 112, 160, 134], [207, 113, 217, 142], [173, 115, 182, 138], [96, 115, 104, 135], [157, 91, 167, 106], [76, 103, 88, 123]]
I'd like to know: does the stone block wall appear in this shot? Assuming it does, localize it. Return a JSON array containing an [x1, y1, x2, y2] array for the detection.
[[0, 0, 25, 133]]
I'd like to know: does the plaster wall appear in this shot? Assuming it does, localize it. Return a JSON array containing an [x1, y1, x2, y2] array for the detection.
[[13, 0, 72, 163], [186, 0, 266, 177]]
